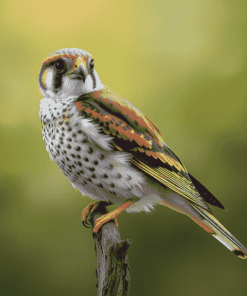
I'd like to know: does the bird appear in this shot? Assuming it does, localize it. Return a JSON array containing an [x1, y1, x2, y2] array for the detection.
[[39, 47, 247, 259]]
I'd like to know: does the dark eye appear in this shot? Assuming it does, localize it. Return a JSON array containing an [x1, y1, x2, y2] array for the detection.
[[54, 59, 67, 73], [89, 59, 94, 70]]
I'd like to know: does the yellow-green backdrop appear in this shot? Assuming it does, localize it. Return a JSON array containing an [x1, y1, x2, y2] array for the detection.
[[1, 1, 247, 295]]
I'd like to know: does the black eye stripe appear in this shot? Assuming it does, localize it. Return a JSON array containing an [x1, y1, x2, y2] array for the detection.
[[53, 59, 67, 90], [54, 72, 63, 90]]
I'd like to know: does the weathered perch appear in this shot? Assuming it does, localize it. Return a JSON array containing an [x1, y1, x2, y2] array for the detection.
[[89, 203, 132, 296]]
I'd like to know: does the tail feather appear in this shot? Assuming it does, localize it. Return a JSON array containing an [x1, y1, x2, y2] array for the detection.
[[190, 203, 247, 259]]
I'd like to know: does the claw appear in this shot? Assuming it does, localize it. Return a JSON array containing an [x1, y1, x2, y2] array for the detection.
[[93, 201, 133, 233], [82, 220, 91, 228], [82, 201, 101, 228], [82, 200, 133, 233]]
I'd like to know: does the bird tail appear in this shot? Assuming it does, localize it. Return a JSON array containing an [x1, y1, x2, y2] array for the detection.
[[189, 203, 247, 259]]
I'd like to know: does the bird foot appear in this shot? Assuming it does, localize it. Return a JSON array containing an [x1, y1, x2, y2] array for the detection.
[[82, 200, 134, 233], [93, 215, 118, 233], [82, 201, 115, 229], [82, 201, 101, 228], [93, 201, 134, 233]]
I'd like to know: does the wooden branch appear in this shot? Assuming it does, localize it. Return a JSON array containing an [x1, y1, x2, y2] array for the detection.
[[89, 203, 132, 296]]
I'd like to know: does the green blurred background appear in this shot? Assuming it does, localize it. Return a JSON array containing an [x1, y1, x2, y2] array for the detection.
[[1, 0, 247, 295]]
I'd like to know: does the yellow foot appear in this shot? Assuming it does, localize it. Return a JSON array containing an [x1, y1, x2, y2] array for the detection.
[[82, 201, 114, 228], [93, 201, 133, 233]]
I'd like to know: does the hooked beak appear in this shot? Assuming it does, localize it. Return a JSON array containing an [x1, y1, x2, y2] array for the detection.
[[67, 61, 88, 82]]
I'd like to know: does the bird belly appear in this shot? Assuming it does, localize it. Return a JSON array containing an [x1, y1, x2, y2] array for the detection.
[[40, 98, 175, 212], [41, 115, 197, 214], [41, 115, 149, 205]]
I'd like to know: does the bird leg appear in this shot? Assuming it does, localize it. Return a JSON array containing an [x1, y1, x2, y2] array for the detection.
[[82, 201, 112, 228], [93, 201, 134, 233]]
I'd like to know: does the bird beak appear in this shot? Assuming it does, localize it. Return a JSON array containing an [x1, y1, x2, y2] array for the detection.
[[67, 59, 88, 82]]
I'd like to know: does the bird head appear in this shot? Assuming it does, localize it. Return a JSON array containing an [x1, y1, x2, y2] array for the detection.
[[38, 48, 104, 100]]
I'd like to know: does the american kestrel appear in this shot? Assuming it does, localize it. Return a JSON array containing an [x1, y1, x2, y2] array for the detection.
[[39, 48, 247, 259]]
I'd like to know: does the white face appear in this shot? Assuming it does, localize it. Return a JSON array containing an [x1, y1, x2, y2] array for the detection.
[[39, 49, 104, 100]]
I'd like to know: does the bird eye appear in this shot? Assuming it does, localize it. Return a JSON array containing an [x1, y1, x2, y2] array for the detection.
[[89, 59, 94, 70], [54, 59, 67, 73]]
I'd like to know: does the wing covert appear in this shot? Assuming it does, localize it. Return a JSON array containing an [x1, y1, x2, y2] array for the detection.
[[75, 88, 212, 211]]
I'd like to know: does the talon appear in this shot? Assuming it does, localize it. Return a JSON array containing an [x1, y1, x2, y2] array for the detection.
[[82, 201, 101, 228], [93, 201, 133, 233], [82, 220, 91, 228], [83, 200, 133, 233]]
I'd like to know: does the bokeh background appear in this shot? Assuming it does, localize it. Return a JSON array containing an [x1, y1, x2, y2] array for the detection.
[[1, 0, 247, 295]]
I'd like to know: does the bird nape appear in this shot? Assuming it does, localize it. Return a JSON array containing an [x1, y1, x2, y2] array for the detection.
[[39, 48, 247, 259]]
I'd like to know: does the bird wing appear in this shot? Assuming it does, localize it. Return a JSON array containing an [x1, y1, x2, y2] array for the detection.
[[75, 87, 222, 211]]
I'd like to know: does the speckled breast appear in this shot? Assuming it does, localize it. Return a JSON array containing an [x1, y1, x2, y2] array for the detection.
[[39, 97, 145, 204]]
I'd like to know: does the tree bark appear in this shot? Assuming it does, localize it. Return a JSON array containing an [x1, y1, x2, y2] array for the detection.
[[89, 203, 131, 296]]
